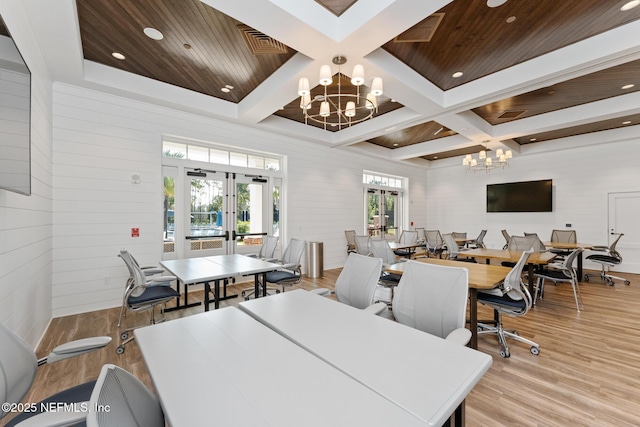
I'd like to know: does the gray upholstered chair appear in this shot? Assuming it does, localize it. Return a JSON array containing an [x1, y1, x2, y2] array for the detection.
[[584, 233, 630, 286], [469, 229, 487, 249], [354, 234, 371, 256], [501, 229, 511, 249], [261, 237, 307, 293], [0, 321, 112, 426], [477, 250, 540, 358], [393, 230, 418, 258], [344, 230, 357, 254], [534, 248, 584, 311], [443, 233, 476, 262], [312, 253, 387, 315], [117, 250, 179, 354], [425, 230, 445, 258], [392, 261, 472, 346], [369, 238, 405, 302]]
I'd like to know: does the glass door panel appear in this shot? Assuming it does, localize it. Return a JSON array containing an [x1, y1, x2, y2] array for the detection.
[[234, 175, 269, 255], [383, 191, 399, 240], [367, 188, 401, 239], [184, 170, 228, 258]]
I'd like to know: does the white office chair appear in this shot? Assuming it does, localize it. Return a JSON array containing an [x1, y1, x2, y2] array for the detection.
[[312, 253, 387, 315], [425, 230, 446, 258], [353, 234, 371, 256], [477, 250, 540, 358], [369, 238, 404, 303], [392, 261, 472, 346], [534, 248, 584, 311], [241, 235, 279, 299], [393, 230, 418, 258], [260, 238, 306, 294], [117, 250, 179, 354], [87, 364, 165, 427], [443, 233, 476, 262], [0, 321, 112, 426]]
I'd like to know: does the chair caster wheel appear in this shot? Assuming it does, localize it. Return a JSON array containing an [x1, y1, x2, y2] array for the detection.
[[625, 280, 631, 285], [120, 332, 129, 341], [115, 345, 125, 355], [584, 276, 589, 282], [499, 350, 510, 358], [530, 346, 540, 355]]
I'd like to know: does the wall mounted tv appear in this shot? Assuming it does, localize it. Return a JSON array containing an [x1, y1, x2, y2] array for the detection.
[[487, 179, 552, 213]]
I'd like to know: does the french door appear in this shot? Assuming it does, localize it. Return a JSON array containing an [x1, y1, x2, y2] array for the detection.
[[183, 170, 270, 258], [366, 188, 400, 240]]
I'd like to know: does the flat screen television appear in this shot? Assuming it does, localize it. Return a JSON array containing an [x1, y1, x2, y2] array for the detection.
[[487, 179, 552, 213], [0, 15, 31, 195]]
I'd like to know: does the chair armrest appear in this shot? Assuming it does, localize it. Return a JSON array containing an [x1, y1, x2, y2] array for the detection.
[[445, 328, 472, 346], [263, 257, 280, 263], [310, 288, 332, 296], [281, 263, 298, 270], [41, 336, 112, 364], [363, 302, 388, 315], [140, 266, 164, 276], [14, 405, 88, 426], [591, 245, 609, 251], [148, 275, 176, 284]]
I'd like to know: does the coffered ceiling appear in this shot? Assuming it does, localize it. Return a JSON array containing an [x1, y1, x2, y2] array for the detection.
[[7, 0, 640, 167]]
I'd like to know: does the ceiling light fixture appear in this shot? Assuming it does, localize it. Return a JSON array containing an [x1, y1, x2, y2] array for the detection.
[[621, 1, 640, 11], [487, 0, 508, 7], [622, 84, 635, 89], [298, 55, 382, 130], [143, 27, 164, 40], [112, 52, 125, 60], [452, 71, 464, 78], [462, 142, 512, 172]]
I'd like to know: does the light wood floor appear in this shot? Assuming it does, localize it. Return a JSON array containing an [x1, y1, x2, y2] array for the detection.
[[4, 266, 640, 427]]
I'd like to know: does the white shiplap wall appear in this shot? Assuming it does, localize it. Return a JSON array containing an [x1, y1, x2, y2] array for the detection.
[[425, 136, 640, 272], [0, 1, 53, 346], [51, 84, 427, 317]]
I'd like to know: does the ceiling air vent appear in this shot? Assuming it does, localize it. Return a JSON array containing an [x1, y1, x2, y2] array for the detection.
[[394, 13, 445, 43], [237, 24, 288, 55], [497, 110, 527, 120]]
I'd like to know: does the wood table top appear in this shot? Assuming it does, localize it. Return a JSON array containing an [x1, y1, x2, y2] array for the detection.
[[386, 258, 510, 290], [462, 248, 556, 265], [543, 241, 593, 250]]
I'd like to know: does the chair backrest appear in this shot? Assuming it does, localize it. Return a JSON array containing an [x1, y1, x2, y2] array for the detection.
[[354, 235, 371, 255], [398, 230, 418, 245], [87, 364, 164, 427], [119, 250, 148, 297], [442, 233, 460, 258], [550, 229, 577, 244], [425, 230, 444, 250], [502, 250, 533, 303], [452, 232, 467, 240], [414, 227, 426, 242], [501, 230, 510, 248], [259, 235, 279, 258], [369, 238, 398, 266], [392, 261, 469, 339], [344, 230, 356, 250], [0, 322, 38, 420], [507, 235, 545, 252], [334, 253, 383, 310], [561, 248, 583, 278], [475, 229, 487, 248], [608, 233, 624, 259], [282, 238, 306, 265]]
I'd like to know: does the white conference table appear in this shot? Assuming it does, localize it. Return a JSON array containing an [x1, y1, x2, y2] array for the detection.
[[240, 289, 493, 427], [134, 306, 428, 427], [160, 254, 281, 311]]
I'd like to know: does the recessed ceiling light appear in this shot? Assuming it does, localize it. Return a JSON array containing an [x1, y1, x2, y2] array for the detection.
[[452, 71, 464, 78], [183, 43, 192, 49], [622, 84, 635, 89], [225, 85, 234, 90], [433, 156, 438, 159], [622, 120, 632, 125], [530, 138, 537, 142], [391, 99, 397, 103], [143, 27, 164, 40], [393, 143, 399, 147], [221, 87, 230, 93], [112, 52, 125, 60], [506, 16, 516, 23], [621, 1, 640, 11], [487, 0, 508, 7]]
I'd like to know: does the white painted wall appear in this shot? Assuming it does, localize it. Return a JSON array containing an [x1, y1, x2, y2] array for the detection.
[[425, 136, 640, 273], [0, 2, 53, 346], [51, 84, 427, 317]]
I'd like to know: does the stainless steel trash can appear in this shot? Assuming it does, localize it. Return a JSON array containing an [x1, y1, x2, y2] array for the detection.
[[306, 242, 324, 278]]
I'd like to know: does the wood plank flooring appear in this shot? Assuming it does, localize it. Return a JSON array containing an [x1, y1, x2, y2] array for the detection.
[[4, 267, 640, 426]]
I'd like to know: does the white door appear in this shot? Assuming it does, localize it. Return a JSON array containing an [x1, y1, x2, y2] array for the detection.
[[608, 191, 640, 273], [233, 174, 270, 255]]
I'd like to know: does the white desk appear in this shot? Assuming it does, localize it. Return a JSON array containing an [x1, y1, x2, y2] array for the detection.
[[240, 289, 492, 427], [160, 254, 280, 310], [134, 307, 428, 427]]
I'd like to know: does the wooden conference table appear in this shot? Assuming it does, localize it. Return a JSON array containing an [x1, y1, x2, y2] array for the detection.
[[160, 254, 281, 311], [543, 241, 592, 280], [387, 258, 511, 349], [240, 290, 492, 427], [462, 248, 556, 295]]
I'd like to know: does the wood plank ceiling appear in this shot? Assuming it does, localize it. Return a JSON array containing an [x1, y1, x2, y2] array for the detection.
[[67, 0, 640, 163]]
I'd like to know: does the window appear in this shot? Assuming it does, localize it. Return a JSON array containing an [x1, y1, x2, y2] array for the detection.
[[163, 140, 280, 172]]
